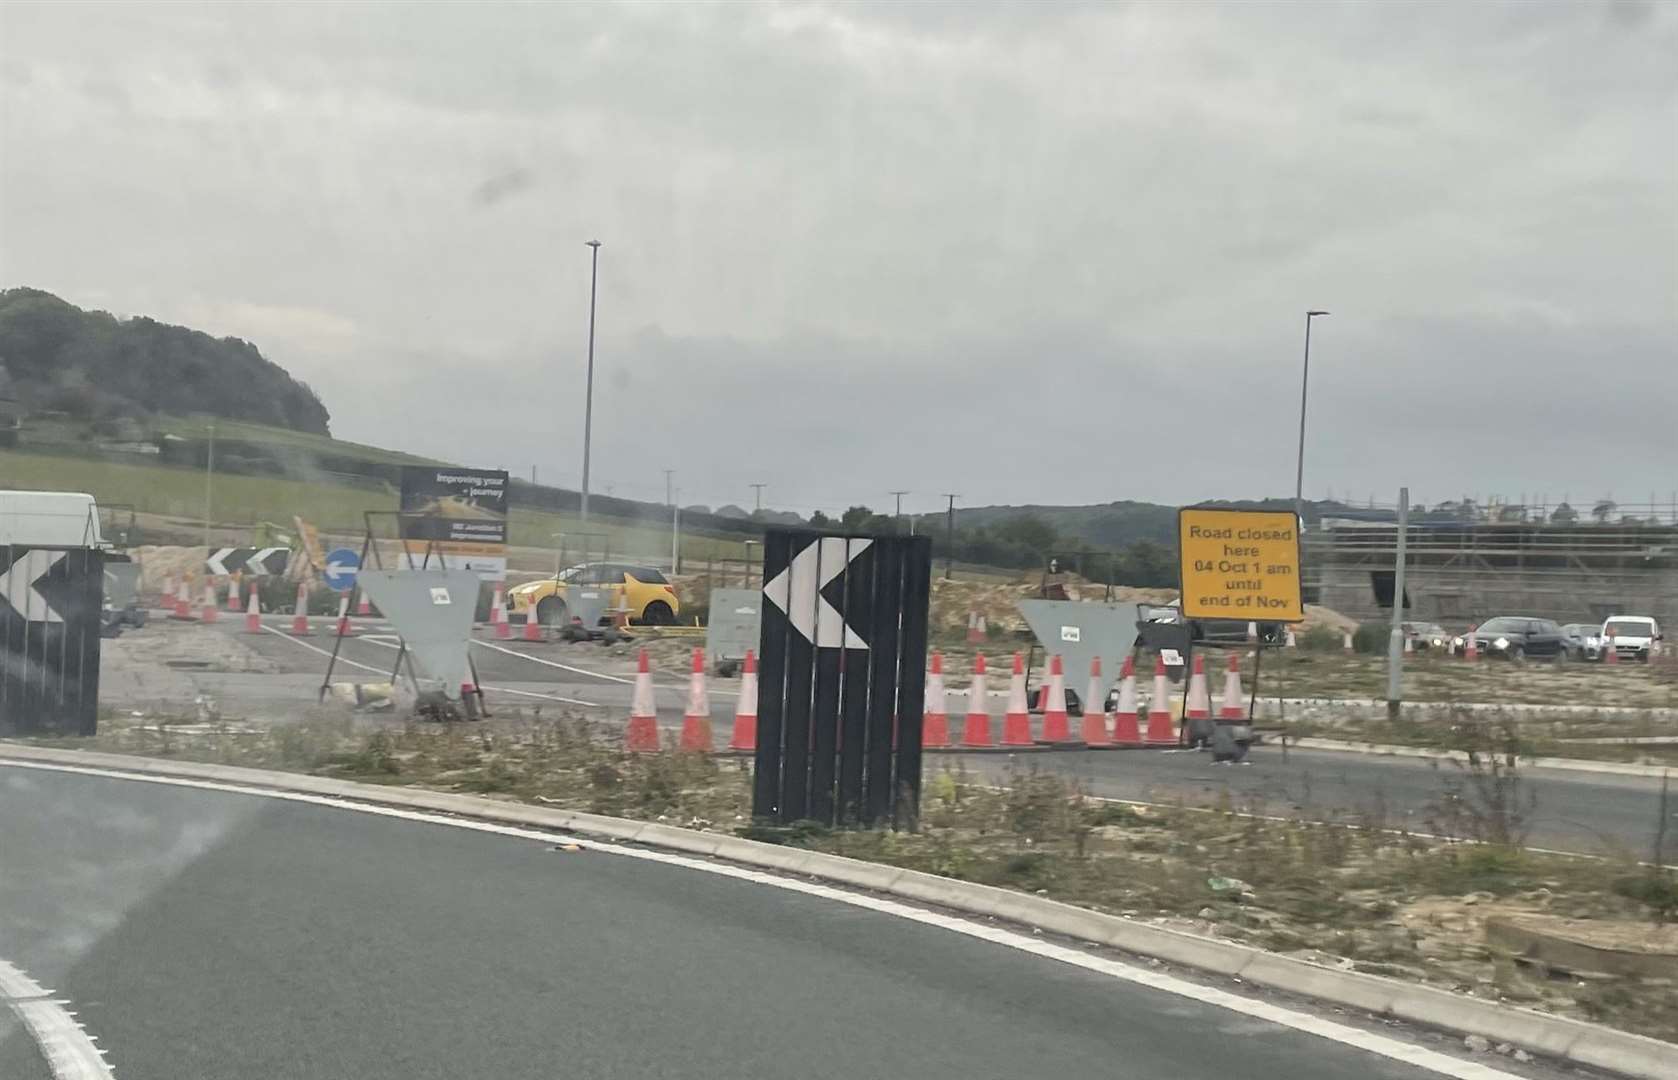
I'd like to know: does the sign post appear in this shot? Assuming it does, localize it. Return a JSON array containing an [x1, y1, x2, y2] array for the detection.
[[753, 530, 931, 827]]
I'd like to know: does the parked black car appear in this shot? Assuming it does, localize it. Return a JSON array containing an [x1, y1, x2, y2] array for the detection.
[[1469, 616, 1566, 662]]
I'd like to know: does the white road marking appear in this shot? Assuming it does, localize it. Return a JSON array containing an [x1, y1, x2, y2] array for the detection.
[[0, 957, 115, 1080], [258, 626, 599, 708], [471, 638, 740, 698], [2, 760, 1522, 1080]]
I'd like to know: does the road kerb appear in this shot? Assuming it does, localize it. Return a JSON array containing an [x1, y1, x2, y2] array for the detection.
[[2, 742, 1673, 1080], [1287, 737, 1674, 779]]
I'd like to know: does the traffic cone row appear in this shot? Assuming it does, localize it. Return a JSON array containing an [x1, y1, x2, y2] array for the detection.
[[963, 655, 993, 747], [625, 648, 660, 751], [492, 586, 511, 640], [226, 575, 243, 613], [334, 595, 355, 637], [1145, 656, 1177, 746], [1218, 654, 1246, 721], [1040, 654, 1072, 744], [244, 589, 262, 633], [1002, 653, 1032, 747], [171, 578, 194, 620], [679, 648, 712, 751], [200, 583, 219, 623], [1185, 655, 1211, 724], [729, 650, 759, 752], [1081, 657, 1111, 747], [1113, 656, 1141, 745], [291, 582, 312, 635], [923, 652, 950, 748]]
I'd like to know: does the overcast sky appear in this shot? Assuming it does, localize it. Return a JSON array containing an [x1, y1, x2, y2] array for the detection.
[[2, 1, 1673, 518]]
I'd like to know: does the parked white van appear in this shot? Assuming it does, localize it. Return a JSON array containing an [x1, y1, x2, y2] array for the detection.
[[0, 490, 105, 548], [1600, 615, 1662, 662]]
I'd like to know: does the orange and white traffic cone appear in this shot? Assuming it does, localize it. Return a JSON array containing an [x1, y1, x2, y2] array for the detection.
[[200, 583, 219, 623], [965, 611, 983, 644], [522, 598, 543, 641], [1040, 654, 1072, 744], [160, 573, 176, 610], [334, 595, 355, 637], [244, 589, 262, 633], [961, 655, 994, 748], [1219, 654, 1246, 721], [1464, 625, 1479, 661], [1284, 627, 1297, 648], [226, 574, 243, 613], [172, 578, 195, 620], [1246, 621, 1258, 645], [1144, 656, 1177, 746], [679, 648, 712, 751], [1403, 635, 1414, 655], [1185, 654, 1211, 723], [1081, 657, 1111, 747], [492, 587, 511, 640], [626, 648, 661, 751], [1113, 656, 1142, 746], [923, 652, 950, 749], [357, 590, 372, 617], [1002, 652, 1033, 747], [290, 582, 312, 635], [1342, 630, 1355, 654], [1604, 629, 1618, 666], [729, 649, 759, 752]]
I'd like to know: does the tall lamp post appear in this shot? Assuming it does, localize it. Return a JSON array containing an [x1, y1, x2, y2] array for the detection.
[[1293, 311, 1330, 529], [580, 240, 602, 522]]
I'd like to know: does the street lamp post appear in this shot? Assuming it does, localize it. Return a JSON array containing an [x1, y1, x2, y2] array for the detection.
[[580, 240, 602, 522], [1293, 311, 1330, 529]]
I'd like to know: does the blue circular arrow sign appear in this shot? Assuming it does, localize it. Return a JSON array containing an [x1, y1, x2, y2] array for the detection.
[[322, 548, 361, 593]]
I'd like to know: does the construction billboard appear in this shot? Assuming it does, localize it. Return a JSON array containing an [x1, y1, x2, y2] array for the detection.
[[398, 466, 509, 580]]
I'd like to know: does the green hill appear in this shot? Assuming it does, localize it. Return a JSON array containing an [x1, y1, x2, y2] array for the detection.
[[0, 287, 330, 434]]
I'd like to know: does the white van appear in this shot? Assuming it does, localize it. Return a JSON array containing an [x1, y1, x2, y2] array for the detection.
[[1600, 615, 1662, 662], [0, 490, 105, 548]]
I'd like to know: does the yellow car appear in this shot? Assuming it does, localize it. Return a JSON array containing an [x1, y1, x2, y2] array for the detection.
[[506, 563, 680, 627]]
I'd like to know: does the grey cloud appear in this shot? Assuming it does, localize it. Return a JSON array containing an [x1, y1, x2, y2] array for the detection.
[[0, 0, 1672, 517]]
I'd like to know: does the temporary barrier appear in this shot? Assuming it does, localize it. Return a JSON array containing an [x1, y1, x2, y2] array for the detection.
[[626, 648, 661, 751], [1112, 656, 1141, 746], [1218, 654, 1246, 720], [1144, 656, 1177, 746], [961, 654, 994, 748], [1039, 654, 1072, 744], [1002, 652, 1033, 747], [679, 648, 713, 751], [923, 652, 950, 749], [1080, 656, 1111, 747], [728, 649, 759, 752]]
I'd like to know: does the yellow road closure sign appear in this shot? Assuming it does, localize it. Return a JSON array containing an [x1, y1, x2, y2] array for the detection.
[[1178, 508, 1303, 622]]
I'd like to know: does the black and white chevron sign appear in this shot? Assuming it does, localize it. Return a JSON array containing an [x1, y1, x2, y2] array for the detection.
[[205, 547, 292, 577]]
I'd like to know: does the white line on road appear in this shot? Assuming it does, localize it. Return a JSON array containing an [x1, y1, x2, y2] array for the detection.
[[259, 626, 600, 708], [2, 760, 1523, 1080], [0, 957, 115, 1080]]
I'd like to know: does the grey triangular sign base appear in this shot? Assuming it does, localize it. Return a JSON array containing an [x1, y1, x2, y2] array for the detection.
[[356, 569, 480, 699]]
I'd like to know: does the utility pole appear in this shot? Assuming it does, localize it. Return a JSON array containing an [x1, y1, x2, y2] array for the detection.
[[580, 239, 602, 522], [664, 468, 675, 507], [750, 483, 767, 514], [202, 422, 215, 552], [671, 493, 682, 575], [1386, 487, 1409, 720], [890, 490, 908, 530], [941, 493, 959, 580]]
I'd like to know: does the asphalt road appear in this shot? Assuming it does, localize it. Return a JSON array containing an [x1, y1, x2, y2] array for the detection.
[[0, 767, 1530, 1080]]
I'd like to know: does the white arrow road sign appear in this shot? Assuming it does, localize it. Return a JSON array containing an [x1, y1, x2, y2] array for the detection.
[[1, 550, 67, 623], [763, 537, 871, 649], [206, 547, 237, 576]]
